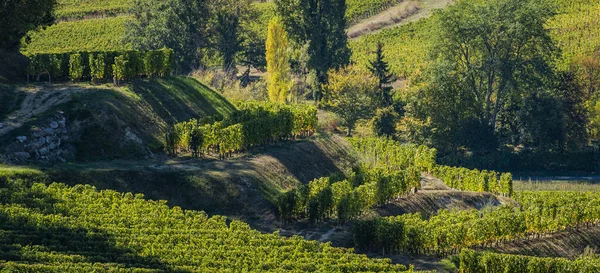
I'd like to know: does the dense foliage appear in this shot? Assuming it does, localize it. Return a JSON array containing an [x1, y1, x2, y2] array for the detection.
[[168, 102, 317, 158], [21, 16, 131, 55], [350, 0, 600, 161], [354, 191, 600, 256], [0, 0, 56, 50], [459, 249, 600, 273], [276, 0, 350, 100], [323, 66, 378, 136], [433, 166, 512, 196], [278, 164, 421, 224], [26, 49, 174, 83], [0, 172, 429, 272], [124, 0, 207, 72]]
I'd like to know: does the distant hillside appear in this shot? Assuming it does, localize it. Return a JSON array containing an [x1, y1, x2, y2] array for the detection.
[[350, 0, 600, 77]]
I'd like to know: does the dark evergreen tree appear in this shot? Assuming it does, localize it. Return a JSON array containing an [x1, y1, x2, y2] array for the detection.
[[275, 0, 351, 101], [215, 11, 242, 74], [368, 42, 394, 107]]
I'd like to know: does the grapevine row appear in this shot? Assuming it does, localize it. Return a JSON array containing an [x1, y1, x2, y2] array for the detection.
[[168, 102, 318, 158], [278, 166, 421, 224], [0, 173, 431, 272], [26, 48, 174, 83], [353, 191, 600, 257], [459, 249, 600, 273]]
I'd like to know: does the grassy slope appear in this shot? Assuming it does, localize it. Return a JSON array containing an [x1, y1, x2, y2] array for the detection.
[[0, 77, 236, 159], [67, 76, 236, 158], [0, 134, 359, 232]]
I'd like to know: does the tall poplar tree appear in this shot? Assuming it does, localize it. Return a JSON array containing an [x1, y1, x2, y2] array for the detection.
[[266, 17, 292, 103]]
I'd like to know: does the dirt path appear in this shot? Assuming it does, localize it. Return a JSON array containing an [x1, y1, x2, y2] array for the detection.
[[348, 0, 454, 39], [0, 85, 87, 137]]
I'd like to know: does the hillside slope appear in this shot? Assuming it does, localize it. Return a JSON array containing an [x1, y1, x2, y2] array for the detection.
[[0, 77, 236, 162], [1, 134, 359, 231], [0, 168, 419, 272]]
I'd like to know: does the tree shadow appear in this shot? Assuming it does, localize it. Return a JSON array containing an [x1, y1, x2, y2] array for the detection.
[[128, 77, 237, 124], [254, 139, 345, 184]]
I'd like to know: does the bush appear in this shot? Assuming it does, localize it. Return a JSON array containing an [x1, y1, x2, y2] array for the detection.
[[69, 53, 84, 81], [89, 53, 105, 83], [371, 107, 398, 137]]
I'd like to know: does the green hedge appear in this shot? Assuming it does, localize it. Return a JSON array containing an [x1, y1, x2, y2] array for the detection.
[[459, 249, 600, 273], [26, 48, 174, 82]]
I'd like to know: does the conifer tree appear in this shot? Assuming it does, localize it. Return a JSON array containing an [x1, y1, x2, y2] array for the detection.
[[266, 17, 292, 103], [368, 42, 394, 107]]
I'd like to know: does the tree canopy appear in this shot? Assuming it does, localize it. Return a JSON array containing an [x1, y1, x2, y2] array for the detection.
[[275, 0, 351, 100], [0, 0, 57, 50]]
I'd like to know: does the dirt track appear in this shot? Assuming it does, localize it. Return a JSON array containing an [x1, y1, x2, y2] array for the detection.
[[0, 85, 87, 137]]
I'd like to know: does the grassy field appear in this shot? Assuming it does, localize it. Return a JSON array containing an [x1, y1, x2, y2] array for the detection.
[[514, 179, 600, 192]]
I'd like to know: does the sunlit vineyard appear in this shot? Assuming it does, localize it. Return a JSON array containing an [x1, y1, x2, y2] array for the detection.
[[56, 0, 131, 20], [21, 17, 132, 55], [346, 0, 404, 24], [349, 17, 436, 78], [355, 191, 600, 256], [0, 173, 429, 272], [459, 249, 600, 273], [549, 0, 600, 69]]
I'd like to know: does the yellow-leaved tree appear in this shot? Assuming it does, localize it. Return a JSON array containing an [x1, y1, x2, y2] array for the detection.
[[266, 16, 291, 103]]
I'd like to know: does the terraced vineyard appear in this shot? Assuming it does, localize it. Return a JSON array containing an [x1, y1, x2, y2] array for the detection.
[[0, 171, 428, 272], [550, 0, 600, 69], [346, 0, 404, 24], [21, 16, 132, 55], [56, 0, 131, 20]]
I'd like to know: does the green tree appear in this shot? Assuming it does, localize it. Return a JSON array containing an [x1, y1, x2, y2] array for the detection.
[[125, 0, 208, 73], [372, 107, 398, 137], [432, 0, 556, 131], [368, 42, 394, 107], [275, 0, 351, 101], [266, 17, 292, 103], [0, 0, 56, 50], [323, 66, 377, 136], [209, 0, 250, 73], [426, 0, 557, 150]]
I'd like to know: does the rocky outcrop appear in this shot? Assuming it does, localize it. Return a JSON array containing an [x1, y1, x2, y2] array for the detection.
[[3, 112, 74, 164]]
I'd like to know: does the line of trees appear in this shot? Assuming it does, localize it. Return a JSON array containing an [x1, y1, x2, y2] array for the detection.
[[26, 48, 174, 84], [278, 165, 422, 224]]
